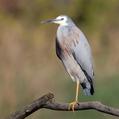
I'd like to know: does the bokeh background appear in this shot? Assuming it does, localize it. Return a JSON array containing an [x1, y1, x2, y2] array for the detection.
[[0, 0, 119, 119]]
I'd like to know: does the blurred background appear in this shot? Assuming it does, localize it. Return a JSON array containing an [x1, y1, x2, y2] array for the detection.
[[0, 0, 119, 119]]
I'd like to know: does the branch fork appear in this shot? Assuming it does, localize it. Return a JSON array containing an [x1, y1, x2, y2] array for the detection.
[[7, 93, 119, 119]]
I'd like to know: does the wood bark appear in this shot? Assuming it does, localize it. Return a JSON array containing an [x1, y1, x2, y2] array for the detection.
[[7, 93, 119, 119]]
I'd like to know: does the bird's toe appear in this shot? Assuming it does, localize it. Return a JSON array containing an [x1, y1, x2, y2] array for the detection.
[[68, 101, 79, 112]]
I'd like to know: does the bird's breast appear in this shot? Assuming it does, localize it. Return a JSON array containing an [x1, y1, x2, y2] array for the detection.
[[57, 26, 80, 56]]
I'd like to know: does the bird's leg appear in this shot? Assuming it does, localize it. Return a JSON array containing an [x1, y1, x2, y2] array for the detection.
[[68, 80, 79, 111]]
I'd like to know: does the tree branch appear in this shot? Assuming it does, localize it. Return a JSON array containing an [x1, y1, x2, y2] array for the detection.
[[7, 93, 54, 119], [7, 93, 119, 119]]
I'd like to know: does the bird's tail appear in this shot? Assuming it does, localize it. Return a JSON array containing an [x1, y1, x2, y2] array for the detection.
[[81, 80, 94, 96]]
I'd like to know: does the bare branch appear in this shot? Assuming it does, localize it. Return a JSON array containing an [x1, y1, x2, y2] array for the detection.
[[7, 93, 54, 119], [7, 93, 119, 119]]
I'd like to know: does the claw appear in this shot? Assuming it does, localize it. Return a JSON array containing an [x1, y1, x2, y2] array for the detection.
[[68, 101, 78, 112]]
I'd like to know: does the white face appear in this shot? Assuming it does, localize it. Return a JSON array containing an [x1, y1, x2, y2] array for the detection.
[[54, 15, 68, 25]]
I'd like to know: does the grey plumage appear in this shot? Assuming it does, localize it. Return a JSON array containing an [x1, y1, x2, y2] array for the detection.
[[56, 16, 94, 95], [42, 15, 94, 96]]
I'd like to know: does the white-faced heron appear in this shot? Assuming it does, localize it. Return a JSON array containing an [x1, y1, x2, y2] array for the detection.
[[41, 15, 94, 111]]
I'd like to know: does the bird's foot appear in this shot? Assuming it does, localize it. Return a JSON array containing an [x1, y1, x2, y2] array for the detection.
[[68, 101, 79, 112]]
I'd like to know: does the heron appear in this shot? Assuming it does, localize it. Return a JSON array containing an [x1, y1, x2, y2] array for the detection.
[[41, 15, 94, 111]]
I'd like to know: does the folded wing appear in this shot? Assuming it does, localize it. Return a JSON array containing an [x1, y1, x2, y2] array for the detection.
[[72, 29, 94, 82]]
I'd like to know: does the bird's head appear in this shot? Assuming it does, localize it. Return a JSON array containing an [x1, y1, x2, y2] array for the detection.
[[41, 15, 73, 26]]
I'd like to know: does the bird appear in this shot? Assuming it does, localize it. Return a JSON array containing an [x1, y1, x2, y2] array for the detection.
[[41, 15, 94, 111]]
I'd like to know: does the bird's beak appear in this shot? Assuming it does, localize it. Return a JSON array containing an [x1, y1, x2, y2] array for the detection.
[[41, 18, 60, 24]]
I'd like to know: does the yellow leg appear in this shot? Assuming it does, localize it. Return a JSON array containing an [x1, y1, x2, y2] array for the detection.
[[76, 80, 79, 102], [68, 80, 80, 111]]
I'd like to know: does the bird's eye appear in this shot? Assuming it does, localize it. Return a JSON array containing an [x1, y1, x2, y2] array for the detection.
[[61, 18, 64, 20]]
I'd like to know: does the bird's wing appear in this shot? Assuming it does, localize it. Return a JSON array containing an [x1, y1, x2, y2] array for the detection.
[[56, 37, 62, 60], [72, 28, 94, 81]]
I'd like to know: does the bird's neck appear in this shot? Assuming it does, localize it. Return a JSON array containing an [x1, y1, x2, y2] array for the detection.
[[57, 25, 72, 42], [59, 23, 69, 26]]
